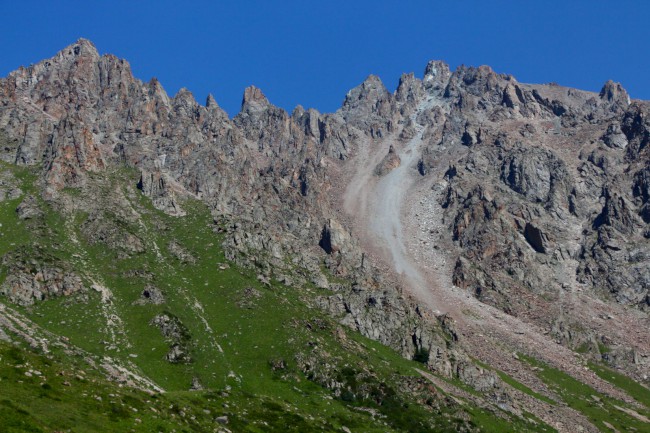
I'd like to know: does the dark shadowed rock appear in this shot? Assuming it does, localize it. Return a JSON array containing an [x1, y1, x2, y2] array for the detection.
[[593, 187, 636, 235], [138, 170, 186, 217], [524, 222, 552, 254], [136, 285, 165, 305], [319, 219, 352, 255]]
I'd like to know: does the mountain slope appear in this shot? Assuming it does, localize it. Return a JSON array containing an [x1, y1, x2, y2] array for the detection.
[[0, 160, 552, 433], [0, 39, 649, 432]]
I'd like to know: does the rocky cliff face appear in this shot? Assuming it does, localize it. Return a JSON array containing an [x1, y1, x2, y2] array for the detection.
[[1, 39, 649, 431], [0, 39, 451, 369]]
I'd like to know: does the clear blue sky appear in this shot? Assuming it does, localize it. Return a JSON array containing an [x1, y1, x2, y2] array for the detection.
[[1, 0, 648, 117]]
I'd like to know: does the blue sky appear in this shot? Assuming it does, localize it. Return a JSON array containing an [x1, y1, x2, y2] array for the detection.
[[1, 1, 648, 116]]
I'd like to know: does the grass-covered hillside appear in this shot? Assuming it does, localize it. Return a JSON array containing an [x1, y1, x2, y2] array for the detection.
[[1, 161, 646, 432]]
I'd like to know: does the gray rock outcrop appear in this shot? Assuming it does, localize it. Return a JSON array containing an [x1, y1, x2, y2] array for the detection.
[[0, 253, 85, 306], [150, 313, 192, 364]]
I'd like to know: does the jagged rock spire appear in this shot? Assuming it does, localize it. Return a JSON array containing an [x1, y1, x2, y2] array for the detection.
[[206, 93, 218, 108], [600, 79, 631, 107], [44, 38, 101, 65], [241, 85, 270, 112], [423, 60, 451, 82], [342, 75, 390, 109]]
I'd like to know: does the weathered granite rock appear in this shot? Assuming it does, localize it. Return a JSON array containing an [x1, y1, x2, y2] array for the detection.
[[319, 219, 352, 255], [81, 212, 145, 256], [16, 195, 42, 220], [150, 313, 192, 364], [599, 80, 631, 110], [138, 170, 187, 217], [0, 252, 85, 306], [374, 145, 401, 176]]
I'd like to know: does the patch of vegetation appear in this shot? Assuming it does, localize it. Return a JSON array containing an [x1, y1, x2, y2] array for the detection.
[[465, 406, 557, 433], [0, 164, 33, 262], [588, 361, 650, 408], [0, 340, 390, 433], [520, 354, 650, 432], [495, 370, 556, 406], [473, 358, 556, 406]]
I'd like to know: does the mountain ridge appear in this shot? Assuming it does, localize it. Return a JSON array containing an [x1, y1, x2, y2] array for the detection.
[[9, 38, 635, 118]]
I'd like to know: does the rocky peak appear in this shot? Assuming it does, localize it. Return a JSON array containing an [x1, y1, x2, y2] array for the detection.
[[206, 93, 218, 109], [1, 37, 145, 126], [29, 38, 101, 74], [342, 75, 391, 112], [291, 106, 322, 140], [234, 85, 291, 151], [65, 38, 99, 58], [424, 60, 450, 80], [291, 104, 306, 118], [395, 72, 424, 104], [148, 78, 172, 108], [33, 38, 99, 73], [440, 64, 515, 113], [172, 88, 199, 117], [600, 80, 631, 108], [204, 93, 230, 121], [455, 65, 506, 95], [174, 87, 197, 103], [339, 75, 395, 138], [423, 60, 451, 92], [6, 38, 100, 96], [241, 85, 270, 112]]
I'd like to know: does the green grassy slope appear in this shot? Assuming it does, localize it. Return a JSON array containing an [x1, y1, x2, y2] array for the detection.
[[520, 354, 650, 432], [0, 162, 569, 432]]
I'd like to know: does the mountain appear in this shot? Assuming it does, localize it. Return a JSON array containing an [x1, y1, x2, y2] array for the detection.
[[0, 38, 648, 432]]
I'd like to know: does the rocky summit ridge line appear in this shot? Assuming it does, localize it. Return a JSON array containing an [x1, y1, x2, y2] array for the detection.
[[0, 39, 649, 432]]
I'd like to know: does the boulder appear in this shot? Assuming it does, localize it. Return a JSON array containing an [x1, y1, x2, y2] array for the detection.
[[0, 267, 85, 306], [319, 219, 352, 255], [524, 222, 553, 254], [16, 195, 42, 220], [374, 145, 401, 176]]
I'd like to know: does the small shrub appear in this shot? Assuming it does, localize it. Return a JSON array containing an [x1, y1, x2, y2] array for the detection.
[[340, 390, 355, 402], [413, 348, 430, 364]]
